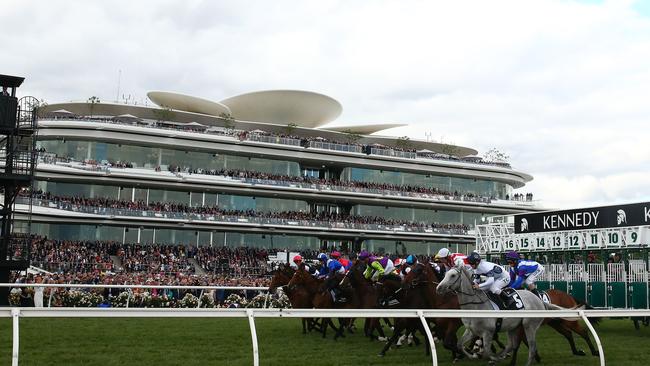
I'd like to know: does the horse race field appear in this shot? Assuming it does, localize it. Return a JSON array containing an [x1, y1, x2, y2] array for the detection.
[[1, 317, 648, 365]]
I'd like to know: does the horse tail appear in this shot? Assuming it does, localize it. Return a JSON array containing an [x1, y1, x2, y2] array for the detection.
[[570, 296, 601, 325], [543, 302, 581, 321], [582, 303, 601, 325]]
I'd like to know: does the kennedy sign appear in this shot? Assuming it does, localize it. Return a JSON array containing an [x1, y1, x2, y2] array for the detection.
[[514, 201, 650, 234]]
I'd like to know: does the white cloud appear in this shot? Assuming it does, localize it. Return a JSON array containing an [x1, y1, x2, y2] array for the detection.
[[1, 0, 650, 209]]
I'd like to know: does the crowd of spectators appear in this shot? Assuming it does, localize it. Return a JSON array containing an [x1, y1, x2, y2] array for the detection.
[[194, 246, 270, 276], [38, 150, 530, 206], [26, 190, 470, 233], [506, 193, 534, 201], [118, 244, 194, 274], [41, 113, 511, 168], [29, 237, 115, 273], [26, 236, 276, 278], [167, 165, 486, 201]]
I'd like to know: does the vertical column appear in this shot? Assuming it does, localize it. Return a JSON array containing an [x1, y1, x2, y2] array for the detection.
[[12, 308, 20, 366]]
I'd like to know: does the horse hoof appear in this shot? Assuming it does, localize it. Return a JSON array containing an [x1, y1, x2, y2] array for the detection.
[[575, 350, 586, 356], [378, 353, 385, 357], [378, 336, 388, 342]]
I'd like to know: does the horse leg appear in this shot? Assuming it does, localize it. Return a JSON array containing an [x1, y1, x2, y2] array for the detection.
[[549, 320, 585, 356], [375, 319, 388, 341], [517, 326, 541, 362], [334, 318, 346, 340], [442, 321, 464, 361], [570, 320, 599, 356], [363, 318, 371, 338], [481, 330, 498, 364], [301, 318, 307, 334], [522, 320, 542, 366], [506, 329, 521, 366], [458, 328, 479, 360], [379, 320, 405, 357]]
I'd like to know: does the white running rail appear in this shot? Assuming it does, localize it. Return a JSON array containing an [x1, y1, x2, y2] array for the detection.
[[3, 284, 650, 366]]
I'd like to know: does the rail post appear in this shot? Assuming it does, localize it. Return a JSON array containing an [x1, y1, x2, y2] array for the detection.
[[579, 310, 605, 366], [12, 308, 20, 366], [247, 309, 260, 366], [417, 310, 438, 366]]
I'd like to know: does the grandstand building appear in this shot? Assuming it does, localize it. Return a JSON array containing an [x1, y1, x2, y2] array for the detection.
[[16, 90, 540, 256]]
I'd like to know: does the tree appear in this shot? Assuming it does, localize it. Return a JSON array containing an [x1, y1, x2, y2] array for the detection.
[[483, 148, 510, 163], [439, 143, 461, 157], [34, 99, 48, 119], [87, 96, 100, 117], [152, 107, 176, 122], [283, 122, 298, 136], [342, 129, 363, 144], [219, 112, 235, 130], [395, 136, 412, 150]]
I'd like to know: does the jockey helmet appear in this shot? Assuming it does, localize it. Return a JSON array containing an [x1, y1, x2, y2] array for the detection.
[[330, 251, 341, 259], [394, 258, 403, 266], [405, 254, 416, 265], [358, 250, 370, 260], [317, 253, 328, 261], [293, 255, 302, 263], [467, 252, 481, 265], [505, 251, 519, 262], [437, 248, 450, 258]]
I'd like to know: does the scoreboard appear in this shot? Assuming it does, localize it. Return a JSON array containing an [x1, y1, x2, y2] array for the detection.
[[485, 227, 650, 253], [480, 201, 650, 253]]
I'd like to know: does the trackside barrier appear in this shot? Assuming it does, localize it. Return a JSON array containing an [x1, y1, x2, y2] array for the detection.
[[5, 308, 650, 366], [0, 283, 269, 308]]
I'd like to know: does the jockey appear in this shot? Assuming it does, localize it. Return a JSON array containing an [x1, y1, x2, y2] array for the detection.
[[317, 252, 346, 303], [467, 252, 511, 309], [506, 251, 545, 297], [435, 247, 469, 269], [359, 251, 396, 282], [291, 254, 304, 269], [401, 254, 418, 276], [330, 251, 351, 271], [292, 254, 315, 274], [393, 258, 403, 275]]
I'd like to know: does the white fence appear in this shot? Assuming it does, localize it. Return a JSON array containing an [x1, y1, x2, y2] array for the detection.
[[3, 284, 650, 366]]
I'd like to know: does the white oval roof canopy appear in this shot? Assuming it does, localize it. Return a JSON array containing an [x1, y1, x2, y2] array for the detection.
[[321, 123, 407, 135], [147, 91, 231, 117], [220, 90, 342, 128]]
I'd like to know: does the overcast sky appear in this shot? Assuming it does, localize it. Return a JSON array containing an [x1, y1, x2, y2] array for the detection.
[[2, 0, 649, 209]]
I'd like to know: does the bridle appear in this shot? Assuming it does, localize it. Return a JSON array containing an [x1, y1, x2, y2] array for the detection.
[[445, 267, 488, 306]]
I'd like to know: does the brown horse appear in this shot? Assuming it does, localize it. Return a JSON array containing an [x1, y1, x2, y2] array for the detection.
[[287, 266, 344, 339], [268, 264, 318, 334], [268, 263, 294, 293], [380, 263, 464, 360], [340, 260, 399, 341], [508, 289, 600, 366]]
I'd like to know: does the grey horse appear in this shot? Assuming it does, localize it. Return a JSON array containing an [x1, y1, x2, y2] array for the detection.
[[436, 265, 560, 366]]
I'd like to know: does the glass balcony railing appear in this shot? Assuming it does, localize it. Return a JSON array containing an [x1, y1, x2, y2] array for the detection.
[[18, 197, 470, 236]]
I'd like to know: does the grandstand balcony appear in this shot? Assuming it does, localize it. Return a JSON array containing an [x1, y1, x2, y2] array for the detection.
[[12, 196, 474, 243]]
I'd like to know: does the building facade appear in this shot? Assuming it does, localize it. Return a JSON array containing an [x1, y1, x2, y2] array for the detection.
[[17, 90, 539, 255]]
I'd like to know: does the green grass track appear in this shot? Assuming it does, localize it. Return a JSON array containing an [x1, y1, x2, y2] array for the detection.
[[1, 317, 649, 365]]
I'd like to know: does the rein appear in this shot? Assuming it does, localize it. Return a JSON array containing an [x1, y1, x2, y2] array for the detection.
[[447, 268, 489, 306]]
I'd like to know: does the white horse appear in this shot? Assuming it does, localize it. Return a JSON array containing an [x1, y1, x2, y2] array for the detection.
[[436, 265, 560, 366]]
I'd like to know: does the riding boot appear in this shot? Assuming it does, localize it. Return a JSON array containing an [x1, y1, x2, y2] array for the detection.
[[530, 288, 541, 298], [488, 292, 506, 310], [497, 292, 509, 310]]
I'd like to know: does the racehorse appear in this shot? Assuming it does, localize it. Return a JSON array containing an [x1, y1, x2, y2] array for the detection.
[[380, 262, 464, 360], [268, 263, 294, 293], [269, 264, 320, 334], [436, 265, 559, 366], [541, 289, 600, 357], [287, 266, 344, 339], [340, 260, 399, 341]]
